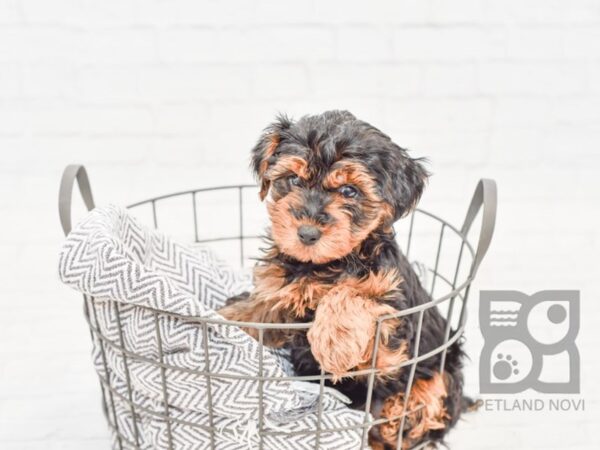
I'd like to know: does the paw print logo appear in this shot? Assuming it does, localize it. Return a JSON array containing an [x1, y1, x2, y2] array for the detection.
[[493, 354, 519, 380], [480, 291, 579, 394]]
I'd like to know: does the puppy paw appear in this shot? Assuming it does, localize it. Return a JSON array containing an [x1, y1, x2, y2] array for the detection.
[[307, 286, 375, 380]]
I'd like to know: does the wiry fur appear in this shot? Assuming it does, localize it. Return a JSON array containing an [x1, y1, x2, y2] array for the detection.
[[219, 111, 471, 449]]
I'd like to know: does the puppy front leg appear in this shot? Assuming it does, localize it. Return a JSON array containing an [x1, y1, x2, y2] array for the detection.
[[218, 262, 294, 347], [307, 286, 376, 380], [307, 284, 408, 380], [219, 296, 291, 347]]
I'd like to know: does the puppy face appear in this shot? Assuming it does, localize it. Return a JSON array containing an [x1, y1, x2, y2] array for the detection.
[[251, 111, 428, 264]]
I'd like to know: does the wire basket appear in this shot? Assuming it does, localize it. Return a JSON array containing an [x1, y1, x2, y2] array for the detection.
[[59, 165, 497, 450]]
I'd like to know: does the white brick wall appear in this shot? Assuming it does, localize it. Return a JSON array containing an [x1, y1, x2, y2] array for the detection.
[[1, 0, 599, 448]]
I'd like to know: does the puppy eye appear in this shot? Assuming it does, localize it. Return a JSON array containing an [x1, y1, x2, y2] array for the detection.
[[289, 175, 302, 187], [339, 185, 358, 198]]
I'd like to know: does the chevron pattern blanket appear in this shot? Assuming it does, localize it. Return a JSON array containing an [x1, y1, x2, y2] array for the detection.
[[58, 205, 368, 449]]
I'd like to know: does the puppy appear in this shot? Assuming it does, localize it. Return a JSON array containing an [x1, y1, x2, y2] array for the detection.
[[220, 111, 470, 449]]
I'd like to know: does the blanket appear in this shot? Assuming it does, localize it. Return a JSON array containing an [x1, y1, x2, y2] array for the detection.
[[58, 205, 368, 449]]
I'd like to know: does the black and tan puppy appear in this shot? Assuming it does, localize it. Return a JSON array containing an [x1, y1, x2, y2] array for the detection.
[[220, 110, 470, 449]]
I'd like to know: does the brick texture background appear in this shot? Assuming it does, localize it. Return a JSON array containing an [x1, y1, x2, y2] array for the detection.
[[0, 1, 599, 449]]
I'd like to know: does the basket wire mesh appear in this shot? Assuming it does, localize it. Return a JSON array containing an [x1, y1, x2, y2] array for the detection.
[[59, 165, 496, 450]]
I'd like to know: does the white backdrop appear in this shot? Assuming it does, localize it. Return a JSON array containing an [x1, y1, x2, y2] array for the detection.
[[1, 1, 599, 449]]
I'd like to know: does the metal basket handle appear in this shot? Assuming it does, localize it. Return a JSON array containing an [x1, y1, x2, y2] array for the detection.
[[59, 164, 95, 236], [461, 178, 497, 276]]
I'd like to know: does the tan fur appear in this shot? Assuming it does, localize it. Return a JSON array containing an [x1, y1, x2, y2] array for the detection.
[[218, 298, 292, 348], [258, 134, 280, 200], [322, 159, 397, 228], [268, 192, 387, 264], [306, 271, 407, 380], [308, 286, 375, 379], [369, 442, 386, 450], [218, 263, 292, 346], [358, 334, 408, 379], [265, 155, 310, 181], [219, 267, 408, 376], [260, 156, 394, 264], [323, 160, 380, 201], [378, 373, 449, 448], [252, 261, 331, 318], [219, 262, 330, 345], [342, 270, 400, 299]]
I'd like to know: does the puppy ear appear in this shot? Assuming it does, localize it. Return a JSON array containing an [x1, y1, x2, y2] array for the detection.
[[382, 148, 429, 222], [393, 155, 429, 220], [251, 114, 293, 200]]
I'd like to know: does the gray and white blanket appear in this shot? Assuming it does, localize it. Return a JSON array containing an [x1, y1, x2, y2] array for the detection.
[[58, 205, 368, 449]]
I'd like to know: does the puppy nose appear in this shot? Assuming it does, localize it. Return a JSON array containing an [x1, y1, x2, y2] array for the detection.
[[297, 225, 321, 245]]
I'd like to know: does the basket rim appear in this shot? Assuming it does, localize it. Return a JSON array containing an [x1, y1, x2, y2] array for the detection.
[[60, 167, 496, 450], [122, 183, 478, 328]]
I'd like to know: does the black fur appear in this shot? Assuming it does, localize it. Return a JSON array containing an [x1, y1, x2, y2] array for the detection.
[[252, 110, 429, 223], [271, 233, 466, 448], [237, 111, 468, 448]]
